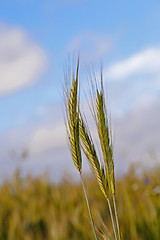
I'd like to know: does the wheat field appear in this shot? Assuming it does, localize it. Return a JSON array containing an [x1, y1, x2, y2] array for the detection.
[[0, 166, 159, 240]]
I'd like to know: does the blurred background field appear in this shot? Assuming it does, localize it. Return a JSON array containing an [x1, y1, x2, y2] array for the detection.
[[0, 165, 159, 240]]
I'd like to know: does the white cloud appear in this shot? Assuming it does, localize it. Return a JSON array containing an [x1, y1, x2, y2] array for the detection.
[[67, 32, 112, 62], [0, 24, 47, 95], [0, 118, 71, 182], [114, 100, 160, 174], [29, 123, 66, 154], [103, 47, 160, 118], [105, 47, 160, 81]]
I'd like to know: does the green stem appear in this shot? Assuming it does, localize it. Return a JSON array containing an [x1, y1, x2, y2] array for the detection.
[[113, 195, 121, 240], [80, 173, 98, 240], [107, 197, 118, 240]]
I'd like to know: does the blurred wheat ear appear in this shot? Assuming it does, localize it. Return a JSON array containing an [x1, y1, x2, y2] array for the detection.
[[63, 57, 98, 240]]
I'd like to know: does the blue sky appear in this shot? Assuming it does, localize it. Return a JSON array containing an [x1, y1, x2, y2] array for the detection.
[[0, 0, 160, 180]]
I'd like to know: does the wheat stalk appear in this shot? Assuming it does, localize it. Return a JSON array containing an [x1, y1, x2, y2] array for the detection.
[[113, 195, 121, 240]]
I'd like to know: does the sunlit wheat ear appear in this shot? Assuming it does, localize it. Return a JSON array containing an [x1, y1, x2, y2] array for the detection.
[[94, 76, 122, 240], [64, 59, 98, 240], [95, 79, 115, 196], [64, 58, 82, 173], [79, 116, 109, 199]]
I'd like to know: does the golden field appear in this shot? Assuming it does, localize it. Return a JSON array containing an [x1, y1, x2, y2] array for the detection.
[[0, 165, 159, 240]]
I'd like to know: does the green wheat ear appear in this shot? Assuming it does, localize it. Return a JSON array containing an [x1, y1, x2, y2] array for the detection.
[[64, 58, 82, 173], [93, 75, 121, 240], [64, 58, 98, 240], [95, 81, 115, 196], [79, 116, 109, 199]]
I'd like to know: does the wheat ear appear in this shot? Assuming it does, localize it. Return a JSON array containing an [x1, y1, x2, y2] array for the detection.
[[79, 115, 118, 240], [86, 70, 120, 240], [64, 58, 98, 240], [95, 77, 121, 240], [79, 115, 108, 199], [95, 85, 115, 196]]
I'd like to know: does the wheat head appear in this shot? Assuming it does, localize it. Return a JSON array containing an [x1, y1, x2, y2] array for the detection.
[[95, 84, 115, 195], [79, 116, 108, 199], [64, 58, 82, 173]]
